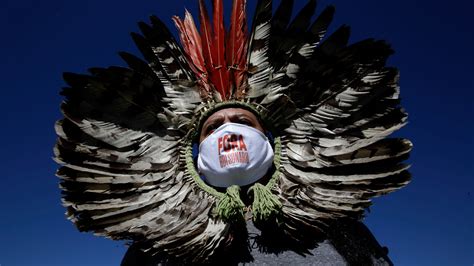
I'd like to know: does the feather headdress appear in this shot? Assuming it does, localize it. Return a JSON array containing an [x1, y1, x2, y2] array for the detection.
[[55, 0, 412, 263]]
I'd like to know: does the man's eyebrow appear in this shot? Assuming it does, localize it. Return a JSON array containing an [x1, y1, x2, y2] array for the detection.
[[203, 115, 224, 126], [230, 112, 252, 117]]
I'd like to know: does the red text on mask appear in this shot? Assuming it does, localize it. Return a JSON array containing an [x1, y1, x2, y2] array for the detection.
[[217, 134, 247, 155]]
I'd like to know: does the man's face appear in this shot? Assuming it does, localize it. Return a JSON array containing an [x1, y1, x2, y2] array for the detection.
[[199, 108, 264, 143]]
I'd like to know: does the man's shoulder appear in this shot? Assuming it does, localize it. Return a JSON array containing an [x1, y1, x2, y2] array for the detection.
[[121, 219, 392, 266]]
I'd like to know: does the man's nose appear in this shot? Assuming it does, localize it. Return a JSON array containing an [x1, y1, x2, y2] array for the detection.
[[222, 116, 232, 124]]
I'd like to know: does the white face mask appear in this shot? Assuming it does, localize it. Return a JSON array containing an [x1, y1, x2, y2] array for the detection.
[[197, 123, 274, 188]]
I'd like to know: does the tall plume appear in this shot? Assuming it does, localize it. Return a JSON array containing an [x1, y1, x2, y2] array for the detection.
[[173, 10, 211, 93], [228, 0, 248, 96], [175, 0, 249, 100]]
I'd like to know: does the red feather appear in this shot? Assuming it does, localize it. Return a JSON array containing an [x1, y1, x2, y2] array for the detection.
[[175, 0, 250, 99], [228, 0, 248, 95], [173, 10, 210, 93], [199, 0, 214, 74], [175, 10, 206, 74], [211, 0, 230, 99]]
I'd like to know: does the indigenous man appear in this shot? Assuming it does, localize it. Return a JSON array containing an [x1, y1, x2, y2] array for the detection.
[[56, 0, 411, 265]]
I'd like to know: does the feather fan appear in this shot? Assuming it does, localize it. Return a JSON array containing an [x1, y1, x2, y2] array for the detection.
[[55, 0, 411, 262]]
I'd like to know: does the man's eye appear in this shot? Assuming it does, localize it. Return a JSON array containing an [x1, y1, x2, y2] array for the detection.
[[205, 124, 218, 134], [237, 118, 252, 125]]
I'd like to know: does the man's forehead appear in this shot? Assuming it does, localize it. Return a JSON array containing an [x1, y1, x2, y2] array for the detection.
[[205, 108, 257, 121]]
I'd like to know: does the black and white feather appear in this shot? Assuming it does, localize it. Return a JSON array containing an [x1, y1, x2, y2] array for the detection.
[[245, 0, 411, 236], [55, 0, 411, 262], [55, 17, 230, 263]]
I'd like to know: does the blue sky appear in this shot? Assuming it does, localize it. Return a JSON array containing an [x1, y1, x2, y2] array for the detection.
[[0, 0, 472, 265]]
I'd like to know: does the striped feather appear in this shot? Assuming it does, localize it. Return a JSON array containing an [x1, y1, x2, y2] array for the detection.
[[55, 0, 412, 259], [246, 0, 272, 94]]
